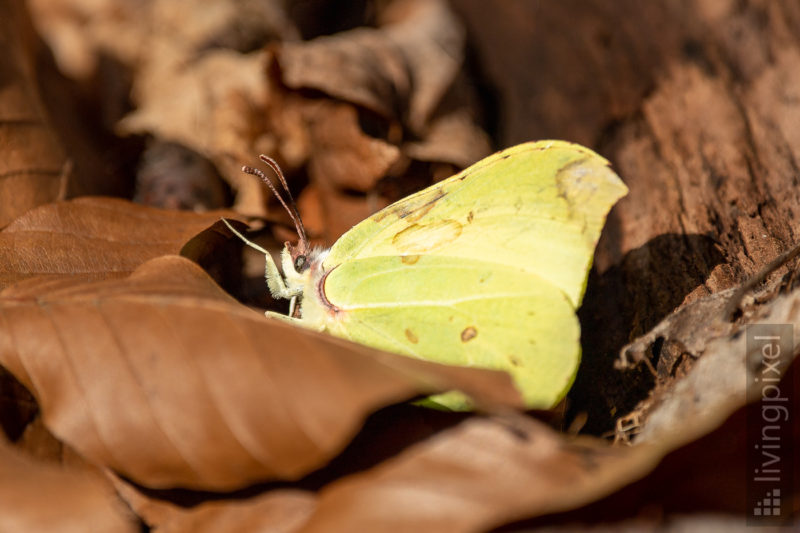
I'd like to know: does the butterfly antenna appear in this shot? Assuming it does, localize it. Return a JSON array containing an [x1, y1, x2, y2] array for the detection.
[[241, 156, 309, 249]]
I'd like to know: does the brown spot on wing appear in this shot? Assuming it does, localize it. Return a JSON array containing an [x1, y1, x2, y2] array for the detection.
[[373, 188, 447, 224], [392, 219, 463, 254], [460, 326, 477, 342], [405, 329, 419, 344], [401, 255, 420, 265], [399, 190, 446, 223], [555, 156, 593, 202], [467, 210, 474, 223], [556, 155, 592, 179], [554, 155, 593, 223]]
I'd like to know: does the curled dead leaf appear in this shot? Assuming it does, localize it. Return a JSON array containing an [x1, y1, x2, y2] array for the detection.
[[0, 436, 137, 532], [112, 475, 315, 533], [0, 255, 521, 490], [306, 101, 400, 192], [0, 1, 68, 228], [274, 0, 463, 133], [622, 287, 800, 445], [298, 416, 659, 533], [0, 197, 235, 289]]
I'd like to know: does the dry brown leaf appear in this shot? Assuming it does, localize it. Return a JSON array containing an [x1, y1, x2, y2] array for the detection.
[[274, 24, 404, 121], [296, 182, 385, 248], [621, 286, 800, 445], [155, 491, 314, 533], [402, 111, 492, 169], [0, 436, 137, 532], [28, 0, 301, 217], [28, 0, 298, 82], [0, 197, 234, 289], [291, 282, 800, 531], [263, 0, 490, 241], [297, 351, 799, 531], [299, 100, 398, 241], [500, 361, 800, 529], [379, 0, 466, 133], [275, 0, 463, 133], [306, 101, 401, 192], [298, 416, 659, 533], [112, 475, 315, 533], [0, 255, 521, 490], [118, 44, 272, 217], [0, 1, 68, 228], [118, 49, 268, 164]]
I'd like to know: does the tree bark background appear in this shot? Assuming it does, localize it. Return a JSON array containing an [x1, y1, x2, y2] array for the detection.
[[454, 0, 800, 431]]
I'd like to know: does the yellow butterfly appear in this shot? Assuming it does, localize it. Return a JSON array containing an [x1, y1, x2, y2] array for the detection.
[[225, 141, 627, 409]]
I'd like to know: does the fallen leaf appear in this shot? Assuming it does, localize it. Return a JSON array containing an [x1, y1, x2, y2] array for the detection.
[[295, 339, 799, 531], [623, 286, 800, 445], [112, 475, 315, 533], [0, 436, 137, 532], [275, 0, 463, 133], [305, 101, 400, 192], [0, 197, 233, 289], [402, 110, 492, 169], [0, 255, 522, 490], [155, 491, 314, 533], [274, 24, 406, 122], [118, 48, 268, 171], [0, 1, 68, 228], [29, 0, 300, 218], [264, 0, 491, 243], [298, 416, 659, 533], [289, 282, 800, 531]]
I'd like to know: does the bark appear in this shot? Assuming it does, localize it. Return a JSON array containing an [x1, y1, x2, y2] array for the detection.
[[453, 0, 800, 431]]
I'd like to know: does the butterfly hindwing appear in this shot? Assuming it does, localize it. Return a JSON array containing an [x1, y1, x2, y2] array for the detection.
[[322, 255, 580, 409]]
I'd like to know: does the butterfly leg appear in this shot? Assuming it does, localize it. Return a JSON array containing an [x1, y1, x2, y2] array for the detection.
[[264, 310, 327, 334], [265, 310, 304, 324]]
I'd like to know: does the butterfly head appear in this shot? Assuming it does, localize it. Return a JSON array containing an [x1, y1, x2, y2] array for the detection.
[[241, 155, 332, 298], [282, 240, 328, 274], [285, 239, 310, 273]]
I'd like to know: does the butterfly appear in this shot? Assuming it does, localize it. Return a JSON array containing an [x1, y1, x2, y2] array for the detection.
[[224, 141, 627, 410]]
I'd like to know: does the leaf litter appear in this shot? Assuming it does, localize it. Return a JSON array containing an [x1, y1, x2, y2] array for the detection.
[[2, 0, 799, 530]]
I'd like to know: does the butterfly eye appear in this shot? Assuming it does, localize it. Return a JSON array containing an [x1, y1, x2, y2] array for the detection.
[[294, 255, 308, 272]]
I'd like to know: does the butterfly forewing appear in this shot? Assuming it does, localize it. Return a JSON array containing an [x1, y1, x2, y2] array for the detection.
[[323, 141, 627, 308]]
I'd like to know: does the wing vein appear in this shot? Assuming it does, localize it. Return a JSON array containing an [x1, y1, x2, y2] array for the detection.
[[339, 291, 541, 311]]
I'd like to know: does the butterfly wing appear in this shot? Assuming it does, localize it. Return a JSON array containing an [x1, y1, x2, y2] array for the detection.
[[321, 255, 580, 409], [309, 141, 626, 409], [324, 141, 627, 307]]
